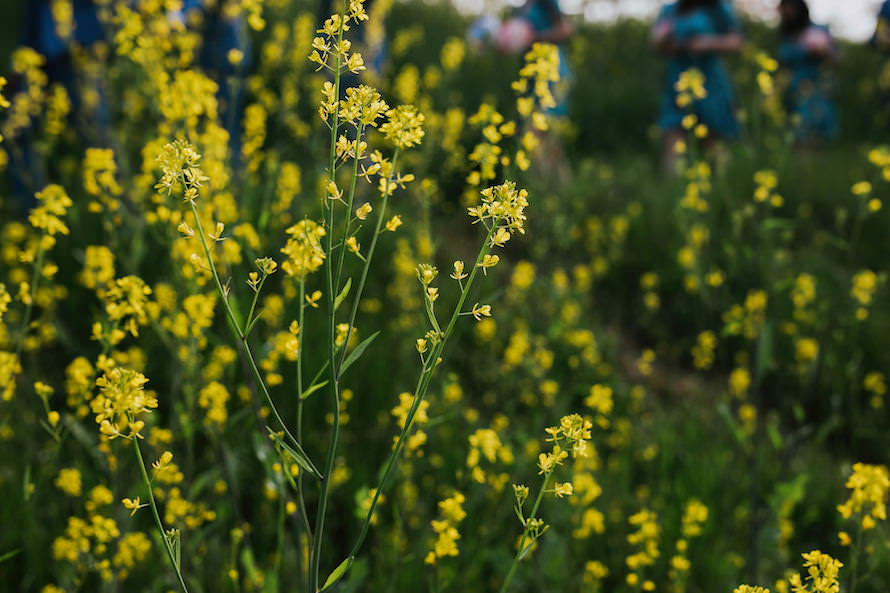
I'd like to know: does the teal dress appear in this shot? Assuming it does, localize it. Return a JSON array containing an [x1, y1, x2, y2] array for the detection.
[[656, 2, 740, 138], [779, 25, 837, 142]]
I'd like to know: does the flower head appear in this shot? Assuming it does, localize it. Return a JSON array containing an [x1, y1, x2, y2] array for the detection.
[[91, 367, 156, 439]]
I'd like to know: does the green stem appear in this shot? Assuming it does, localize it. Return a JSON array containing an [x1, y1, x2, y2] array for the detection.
[[499, 471, 553, 593], [346, 221, 499, 562], [849, 518, 864, 593], [295, 272, 313, 584], [275, 487, 286, 583], [311, 2, 349, 588], [244, 273, 268, 336], [187, 199, 320, 477], [335, 149, 400, 377], [14, 235, 48, 361], [333, 121, 366, 296], [133, 437, 190, 593]]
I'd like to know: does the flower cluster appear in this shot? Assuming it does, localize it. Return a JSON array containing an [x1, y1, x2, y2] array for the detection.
[[514, 43, 560, 118], [379, 104, 425, 149], [837, 462, 889, 527], [468, 181, 529, 241], [674, 68, 707, 107], [626, 508, 660, 588], [155, 139, 209, 202], [788, 551, 842, 593], [280, 220, 326, 278], [29, 185, 73, 238], [309, 0, 369, 75], [90, 367, 157, 439], [424, 491, 466, 565]]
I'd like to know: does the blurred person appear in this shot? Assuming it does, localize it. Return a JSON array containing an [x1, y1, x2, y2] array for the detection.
[[10, 0, 106, 213], [317, 0, 388, 81], [777, 0, 837, 145], [498, 0, 573, 116], [178, 0, 253, 165], [871, 0, 890, 127], [498, 0, 574, 186], [652, 0, 742, 173]]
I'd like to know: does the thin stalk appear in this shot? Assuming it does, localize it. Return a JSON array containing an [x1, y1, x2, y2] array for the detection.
[[333, 121, 367, 295], [295, 273, 313, 576], [499, 471, 553, 593], [347, 221, 499, 561], [133, 437, 190, 593], [311, 0, 349, 585], [846, 197, 868, 268], [244, 273, 269, 335], [275, 488, 286, 584], [849, 518, 864, 593], [187, 199, 320, 477], [336, 149, 401, 376], [14, 236, 48, 361]]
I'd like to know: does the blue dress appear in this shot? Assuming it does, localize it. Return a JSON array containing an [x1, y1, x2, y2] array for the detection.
[[23, 0, 104, 63], [519, 0, 572, 116], [879, 1, 890, 32], [778, 25, 837, 142], [655, 2, 740, 138], [873, 1, 890, 50], [13, 1, 106, 213]]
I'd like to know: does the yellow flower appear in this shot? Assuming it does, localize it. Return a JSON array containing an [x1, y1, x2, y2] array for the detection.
[[471, 303, 492, 321], [281, 220, 326, 278], [155, 139, 208, 199], [355, 202, 372, 220], [227, 48, 244, 65], [306, 290, 322, 308], [794, 338, 819, 364], [837, 462, 890, 521], [851, 181, 872, 196], [440, 37, 466, 70], [477, 254, 500, 275], [682, 499, 708, 537], [851, 270, 877, 306], [30, 185, 73, 237], [91, 367, 156, 439], [55, 468, 82, 497], [122, 497, 144, 517], [83, 148, 123, 199], [380, 104, 425, 148], [789, 551, 842, 593], [585, 384, 613, 415], [553, 482, 573, 498]]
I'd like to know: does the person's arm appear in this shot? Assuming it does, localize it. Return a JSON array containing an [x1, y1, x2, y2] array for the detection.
[[535, 18, 573, 43], [686, 31, 742, 54], [802, 27, 838, 63], [650, 8, 676, 54]]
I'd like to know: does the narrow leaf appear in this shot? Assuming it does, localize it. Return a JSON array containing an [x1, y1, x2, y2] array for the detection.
[[334, 278, 352, 312], [244, 310, 264, 337], [0, 549, 20, 564], [339, 330, 381, 376], [300, 379, 329, 401], [321, 556, 354, 591], [266, 427, 323, 480]]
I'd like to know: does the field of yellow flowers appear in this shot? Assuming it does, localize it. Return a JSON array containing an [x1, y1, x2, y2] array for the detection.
[[1, 1, 889, 592]]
